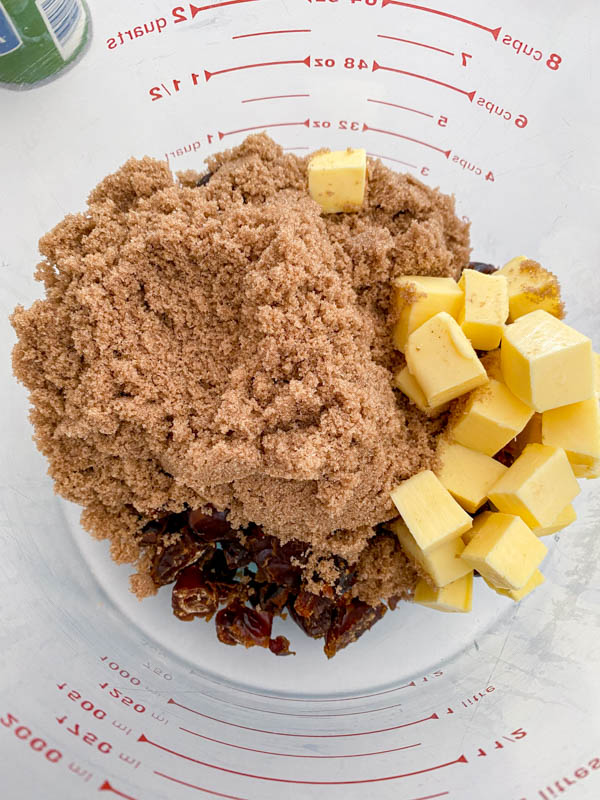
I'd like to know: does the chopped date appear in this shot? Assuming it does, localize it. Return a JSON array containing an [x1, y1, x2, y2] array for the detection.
[[269, 636, 294, 656], [151, 528, 211, 585], [494, 446, 516, 467], [202, 547, 238, 582], [216, 600, 273, 649], [290, 591, 335, 640], [469, 261, 498, 274], [221, 538, 252, 570], [142, 506, 392, 657], [196, 172, 213, 187], [255, 583, 290, 614], [172, 565, 244, 621], [215, 601, 294, 656], [324, 599, 386, 659], [247, 531, 305, 588], [188, 507, 234, 541], [165, 511, 189, 533], [138, 518, 166, 545], [387, 594, 401, 611], [332, 555, 356, 595]]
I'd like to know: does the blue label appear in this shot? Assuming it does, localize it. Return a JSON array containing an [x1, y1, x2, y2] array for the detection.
[[0, 4, 22, 56]]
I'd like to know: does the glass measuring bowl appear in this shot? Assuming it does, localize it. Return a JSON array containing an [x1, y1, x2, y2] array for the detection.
[[1, 0, 599, 797]]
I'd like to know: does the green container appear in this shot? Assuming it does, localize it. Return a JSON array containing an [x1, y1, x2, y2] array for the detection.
[[0, 0, 89, 86]]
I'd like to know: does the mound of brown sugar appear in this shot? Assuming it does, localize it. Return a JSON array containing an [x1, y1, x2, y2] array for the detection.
[[11, 134, 469, 603]]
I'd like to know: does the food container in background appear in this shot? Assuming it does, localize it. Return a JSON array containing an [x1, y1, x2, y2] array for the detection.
[[0, 0, 89, 86]]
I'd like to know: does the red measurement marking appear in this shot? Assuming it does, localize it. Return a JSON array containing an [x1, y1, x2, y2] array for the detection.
[[155, 772, 247, 800], [98, 780, 138, 800], [367, 98, 433, 118], [381, 0, 501, 40], [233, 29, 311, 39], [160, 82, 171, 96], [143, 734, 467, 785], [367, 152, 418, 169], [363, 122, 451, 158], [178, 727, 421, 758], [190, 0, 259, 18], [218, 119, 310, 139], [411, 794, 450, 800], [167, 698, 439, 737], [373, 60, 476, 101], [377, 34, 454, 56], [205, 55, 310, 81], [242, 93, 310, 103]]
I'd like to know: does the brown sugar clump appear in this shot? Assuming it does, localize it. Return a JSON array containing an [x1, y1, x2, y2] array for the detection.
[[11, 134, 469, 603]]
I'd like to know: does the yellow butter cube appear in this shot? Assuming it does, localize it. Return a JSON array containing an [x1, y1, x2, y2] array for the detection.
[[594, 353, 600, 396], [532, 503, 576, 537], [393, 366, 449, 417], [461, 511, 547, 590], [462, 510, 493, 545], [390, 519, 472, 587], [573, 460, 600, 479], [392, 276, 463, 352], [414, 573, 473, 613], [450, 379, 534, 456], [501, 310, 594, 412], [488, 443, 580, 529], [498, 256, 563, 321], [405, 312, 488, 407], [307, 148, 366, 213], [542, 397, 600, 476], [390, 470, 472, 553], [435, 441, 507, 513], [458, 269, 509, 350], [484, 570, 545, 601]]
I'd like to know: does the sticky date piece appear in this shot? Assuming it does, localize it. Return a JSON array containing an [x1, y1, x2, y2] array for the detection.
[[151, 528, 211, 585], [290, 591, 335, 639], [172, 565, 244, 621], [188, 507, 234, 542], [324, 599, 386, 659], [469, 261, 498, 275], [216, 600, 273, 649]]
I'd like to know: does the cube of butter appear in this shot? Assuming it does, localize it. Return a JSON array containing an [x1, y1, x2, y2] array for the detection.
[[390, 469, 472, 553], [307, 148, 366, 213], [542, 397, 600, 477], [414, 573, 473, 613], [484, 569, 545, 601], [532, 503, 576, 537], [393, 366, 449, 417], [461, 511, 547, 590], [462, 510, 493, 545], [458, 269, 509, 350], [594, 353, 600, 396], [390, 519, 472, 587], [435, 440, 507, 513], [501, 310, 594, 411], [573, 459, 600, 479], [450, 379, 534, 456], [488, 443, 580, 529], [498, 256, 563, 321], [392, 276, 463, 352], [405, 312, 488, 407]]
